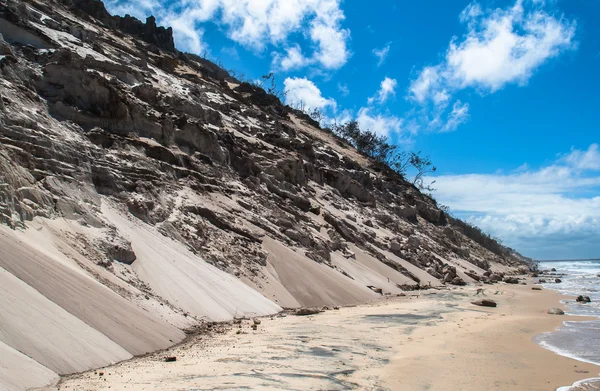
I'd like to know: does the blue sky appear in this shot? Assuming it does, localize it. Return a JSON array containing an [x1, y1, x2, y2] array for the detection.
[[105, 0, 599, 260]]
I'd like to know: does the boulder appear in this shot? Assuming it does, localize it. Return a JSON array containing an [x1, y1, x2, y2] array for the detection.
[[451, 277, 467, 286], [407, 235, 421, 249], [503, 277, 519, 284], [547, 308, 565, 315], [394, 205, 418, 223], [555, 278, 562, 283], [294, 307, 322, 316], [471, 299, 497, 308], [576, 295, 591, 303], [489, 273, 503, 282], [0, 33, 13, 56], [532, 287, 542, 291]]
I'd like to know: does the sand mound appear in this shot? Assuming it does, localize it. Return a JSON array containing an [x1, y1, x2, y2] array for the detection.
[[262, 238, 379, 307], [102, 203, 282, 321], [0, 341, 58, 391], [0, 266, 131, 374], [0, 228, 185, 358]]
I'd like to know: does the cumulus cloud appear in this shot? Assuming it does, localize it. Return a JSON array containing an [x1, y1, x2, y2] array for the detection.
[[408, 0, 576, 132], [369, 77, 398, 104], [431, 144, 600, 259], [356, 108, 402, 137], [105, 0, 350, 70], [562, 143, 600, 171], [284, 77, 336, 111], [373, 43, 391, 66], [272, 45, 310, 71]]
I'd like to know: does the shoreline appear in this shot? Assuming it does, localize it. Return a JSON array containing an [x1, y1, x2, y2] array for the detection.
[[38, 283, 600, 391]]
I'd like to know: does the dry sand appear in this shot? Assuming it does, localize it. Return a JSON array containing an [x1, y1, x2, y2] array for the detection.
[[42, 283, 599, 391]]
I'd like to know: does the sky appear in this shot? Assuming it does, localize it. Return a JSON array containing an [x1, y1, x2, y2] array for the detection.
[[104, 0, 599, 260]]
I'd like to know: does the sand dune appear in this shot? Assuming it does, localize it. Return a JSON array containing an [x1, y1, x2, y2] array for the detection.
[[349, 244, 416, 286], [102, 203, 282, 321], [0, 341, 58, 391], [377, 247, 443, 286], [0, 267, 131, 374], [262, 237, 379, 307], [0, 227, 186, 357]]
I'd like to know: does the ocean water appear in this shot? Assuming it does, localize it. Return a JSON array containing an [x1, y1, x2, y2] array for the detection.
[[533, 260, 600, 391]]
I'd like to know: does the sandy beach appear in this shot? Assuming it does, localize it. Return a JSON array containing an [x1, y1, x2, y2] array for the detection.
[[38, 283, 598, 391]]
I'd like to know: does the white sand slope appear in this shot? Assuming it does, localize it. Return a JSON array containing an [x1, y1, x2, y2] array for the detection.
[[377, 247, 443, 287], [102, 202, 282, 321], [331, 253, 404, 295], [0, 267, 131, 374], [262, 237, 379, 307], [0, 341, 58, 391], [0, 228, 186, 358], [349, 244, 416, 286]]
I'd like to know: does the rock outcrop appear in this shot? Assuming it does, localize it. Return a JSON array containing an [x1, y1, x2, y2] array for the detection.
[[0, 0, 532, 389]]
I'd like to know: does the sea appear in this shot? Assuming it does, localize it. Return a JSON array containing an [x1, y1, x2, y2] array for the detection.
[[533, 260, 600, 391]]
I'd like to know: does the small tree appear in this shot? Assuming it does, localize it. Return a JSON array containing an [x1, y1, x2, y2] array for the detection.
[[410, 152, 436, 190]]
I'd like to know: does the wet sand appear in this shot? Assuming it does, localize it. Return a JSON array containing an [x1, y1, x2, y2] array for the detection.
[[41, 283, 599, 391]]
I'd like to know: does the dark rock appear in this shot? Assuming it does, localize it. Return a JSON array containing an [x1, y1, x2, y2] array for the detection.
[[450, 277, 467, 286], [547, 308, 565, 315], [489, 273, 503, 282], [576, 295, 591, 303], [532, 287, 542, 291], [503, 277, 519, 284], [471, 299, 497, 308], [555, 278, 562, 283], [164, 356, 177, 362], [294, 307, 321, 316], [367, 286, 383, 295]]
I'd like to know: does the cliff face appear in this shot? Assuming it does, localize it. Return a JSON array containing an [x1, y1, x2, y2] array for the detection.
[[0, 0, 530, 388]]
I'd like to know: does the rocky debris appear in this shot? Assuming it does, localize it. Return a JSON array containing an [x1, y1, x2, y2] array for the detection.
[[547, 308, 565, 315], [471, 299, 497, 308], [576, 295, 591, 303], [294, 308, 322, 316], [532, 287, 542, 291], [538, 279, 547, 283], [164, 356, 177, 362]]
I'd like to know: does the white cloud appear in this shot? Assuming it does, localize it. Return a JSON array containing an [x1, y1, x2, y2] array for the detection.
[[338, 83, 350, 97], [441, 100, 469, 132], [373, 43, 391, 66], [408, 0, 576, 132], [105, 0, 350, 70], [410, 66, 441, 104], [431, 144, 600, 259], [284, 77, 336, 111], [369, 77, 398, 104], [272, 45, 310, 71], [356, 108, 402, 137], [562, 143, 600, 171]]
